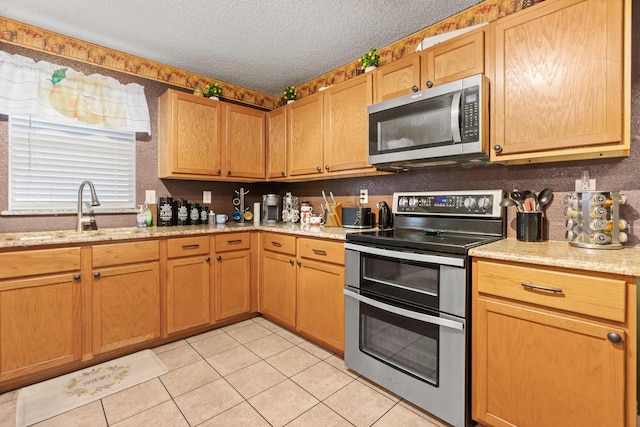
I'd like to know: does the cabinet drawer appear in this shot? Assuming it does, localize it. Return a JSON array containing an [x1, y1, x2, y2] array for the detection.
[[262, 232, 296, 255], [476, 260, 626, 322], [93, 240, 159, 267], [167, 236, 210, 258], [298, 238, 345, 265], [215, 232, 251, 252], [0, 247, 81, 279]]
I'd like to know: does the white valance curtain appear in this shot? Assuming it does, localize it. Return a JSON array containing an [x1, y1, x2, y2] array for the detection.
[[0, 51, 151, 134]]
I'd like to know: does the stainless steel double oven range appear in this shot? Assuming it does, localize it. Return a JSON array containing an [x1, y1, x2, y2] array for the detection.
[[344, 190, 505, 427]]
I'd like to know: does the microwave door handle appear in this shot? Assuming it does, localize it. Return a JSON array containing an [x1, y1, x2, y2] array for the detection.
[[450, 92, 462, 143], [344, 288, 464, 331]]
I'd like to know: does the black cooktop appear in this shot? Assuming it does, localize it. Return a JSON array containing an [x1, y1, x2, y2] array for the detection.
[[346, 228, 502, 255]]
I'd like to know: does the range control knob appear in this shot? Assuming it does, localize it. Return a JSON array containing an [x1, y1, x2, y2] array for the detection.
[[408, 197, 419, 208], [399, 197, 409, 208], [478, 196, 492, 210], [463, 197, 477, 210]]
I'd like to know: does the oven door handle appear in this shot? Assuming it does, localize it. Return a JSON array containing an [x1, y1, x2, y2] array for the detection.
[[344, 243, 464, 267], [344, 288, 464, 331]]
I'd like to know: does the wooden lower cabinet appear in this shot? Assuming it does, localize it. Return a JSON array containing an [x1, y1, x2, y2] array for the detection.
[[472, 258, 634, 427], [165, 236, 211, 335], [213, 233, 252, 321], [260, 232, 297, 328], [0, 248, 82, 382], [91, 240, 160, 354], [296, 238, 345, 352]]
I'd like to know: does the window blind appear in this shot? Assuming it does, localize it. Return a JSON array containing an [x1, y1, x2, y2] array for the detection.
[[8, 115, 136, 211]]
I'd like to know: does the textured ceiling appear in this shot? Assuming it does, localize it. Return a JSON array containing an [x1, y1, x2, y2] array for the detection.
[[0, 0, 483, 96]]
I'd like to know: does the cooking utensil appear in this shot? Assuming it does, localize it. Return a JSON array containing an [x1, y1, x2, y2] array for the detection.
[[522, 190, 536, 211], [499, 198, 518, 208], [510, 191, 526, 211], [538, 188, 553, 209]]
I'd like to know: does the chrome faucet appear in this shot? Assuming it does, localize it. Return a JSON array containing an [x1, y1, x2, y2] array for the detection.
[[76, 180, 100, 231]]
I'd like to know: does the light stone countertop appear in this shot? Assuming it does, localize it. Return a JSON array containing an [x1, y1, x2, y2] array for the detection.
[[469, 238, 640, 277], [0, 222, 375, 249]]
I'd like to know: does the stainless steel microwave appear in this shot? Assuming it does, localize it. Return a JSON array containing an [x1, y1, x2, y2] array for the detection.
[[368, 74, 489, 170]]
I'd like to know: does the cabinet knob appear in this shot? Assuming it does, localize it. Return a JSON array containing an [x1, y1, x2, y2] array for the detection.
[[281, 171, 285, 176], [93, 272, 101, 278], [316, 166, 322, 173], [216, 255, 222, 261], [289, 259, 295, 265], [226, 170, 231, 175], [412, 85, 419, 92], [493, 145, 503, 153], [216, 169, 222, 175], [205, 257, 211, 262], [325, 165, 330, 171], [426, 81, 433, 88], [73, 274, 81, 281], [607, 332, 623, 344], [297, 260, 302, 266]]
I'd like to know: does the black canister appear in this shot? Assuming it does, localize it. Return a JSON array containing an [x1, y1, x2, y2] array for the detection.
[[157, 196, 174, 226], [190, 203, 201, 225], [200, 206, 209, 224], [175, 199, 190, 226], [516, 212, 543, 242]]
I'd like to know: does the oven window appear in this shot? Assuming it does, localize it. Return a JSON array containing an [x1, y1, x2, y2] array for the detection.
[[362, 254, 439, 310], [360, 301, 439, 386]]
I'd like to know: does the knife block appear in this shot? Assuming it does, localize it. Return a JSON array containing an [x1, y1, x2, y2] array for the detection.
[[564, 191, 626, 249], [324, 202, 342, 227]]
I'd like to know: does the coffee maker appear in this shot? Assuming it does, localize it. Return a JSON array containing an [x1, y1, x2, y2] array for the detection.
[[262, 194, 281, 223]]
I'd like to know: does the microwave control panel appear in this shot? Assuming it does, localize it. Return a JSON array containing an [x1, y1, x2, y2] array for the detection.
[[461, 85, 480, 142]]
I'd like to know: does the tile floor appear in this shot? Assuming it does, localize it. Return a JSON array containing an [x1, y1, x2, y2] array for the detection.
[[0, 317, 450, 426]]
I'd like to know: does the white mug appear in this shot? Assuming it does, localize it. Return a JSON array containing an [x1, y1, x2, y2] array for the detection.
[[309, 213, 324, 225], [216, 214, 228, 224]]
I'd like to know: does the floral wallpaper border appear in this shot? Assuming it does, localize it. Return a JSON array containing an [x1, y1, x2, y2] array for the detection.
[[0, 0, 532, 111]]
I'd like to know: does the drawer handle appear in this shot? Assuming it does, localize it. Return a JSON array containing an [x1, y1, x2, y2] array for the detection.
[[520, 282, 563, 294], [181, 244, 200, 249], [228, 239, 243, 244], [312, 249, 327, 256], [271, 241, 282, 247]]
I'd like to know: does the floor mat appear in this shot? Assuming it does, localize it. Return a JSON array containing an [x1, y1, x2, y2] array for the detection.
[[15, 349, 168, 427]]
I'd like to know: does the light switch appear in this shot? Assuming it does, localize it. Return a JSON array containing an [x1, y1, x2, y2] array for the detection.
[[145, 190, 156, 204], [203, 191, 212, 204]]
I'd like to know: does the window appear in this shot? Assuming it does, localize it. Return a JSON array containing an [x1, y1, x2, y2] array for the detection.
[[8, 115, 136, 212]]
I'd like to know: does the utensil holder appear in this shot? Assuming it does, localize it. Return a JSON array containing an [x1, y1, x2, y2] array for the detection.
[[516, 212, 543, 242], [564, 191, 625, 249]]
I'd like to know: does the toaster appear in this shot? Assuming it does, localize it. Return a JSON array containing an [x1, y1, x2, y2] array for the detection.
[[342, 207, 373, 229]]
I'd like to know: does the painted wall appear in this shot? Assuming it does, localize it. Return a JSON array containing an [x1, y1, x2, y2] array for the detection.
[[0, 4, 638, 247]]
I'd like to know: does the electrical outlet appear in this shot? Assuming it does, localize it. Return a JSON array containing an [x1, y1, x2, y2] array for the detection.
[[145, 190, 156, 204], [359, 189, 368, 204], [203, 191, 212, 204]]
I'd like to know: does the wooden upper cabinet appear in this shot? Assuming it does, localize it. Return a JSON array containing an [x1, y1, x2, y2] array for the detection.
[[373, 54, 421, 103], [422, 27, 485, 88], [323, 72, 374, 173], [158, 90, 222, 178], [288, 93, 324, 177], [222, 103, 266, 180], [490, 0, 629, 163], [266, 107, 287, 179]]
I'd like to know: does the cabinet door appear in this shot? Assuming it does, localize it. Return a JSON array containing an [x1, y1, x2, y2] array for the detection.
[[296, 259, 344, 352], [158, 90, 222, 177], [473, 298, 625, 427], [266, 107, 287, 179], [323, 73, 375, 174], [0, 274, 82, 381], [92, 262, 160, 354], [288, 94, 324, 177], [214, 250, 251, 321], [166, 256, 211, 335], [422, 27, 484, 88], [222, 103, 266, 179], [261, 250, 296, 328], [373, 54, 421, 103], [490, 0, 626, 162]]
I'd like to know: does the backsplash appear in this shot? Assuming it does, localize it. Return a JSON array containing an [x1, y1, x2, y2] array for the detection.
[[0, 2, 638, 247]]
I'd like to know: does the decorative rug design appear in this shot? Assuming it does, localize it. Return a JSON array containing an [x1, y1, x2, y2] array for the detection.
[[15, 349, 168, 427]]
